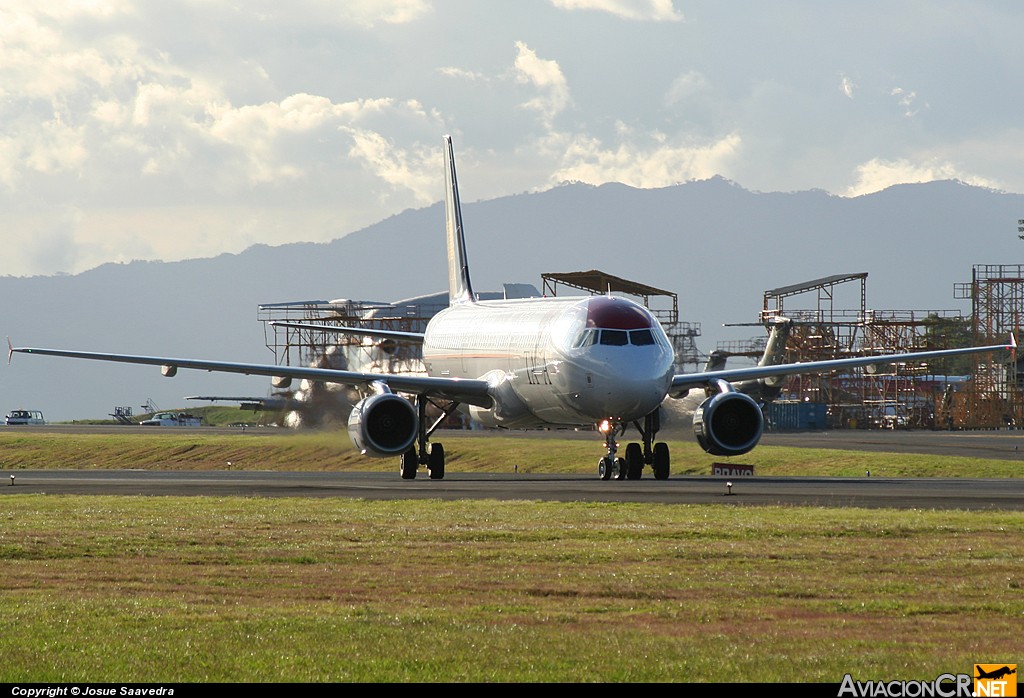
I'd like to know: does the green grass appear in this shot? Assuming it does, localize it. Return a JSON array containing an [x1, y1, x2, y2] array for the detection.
[[2, 429, 1023, 478], [0, 430, 1021, 682], [0, 496, 1020, 682]]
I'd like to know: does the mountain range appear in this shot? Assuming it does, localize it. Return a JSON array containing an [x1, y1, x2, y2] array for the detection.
[[3, 177, 1022, 422]]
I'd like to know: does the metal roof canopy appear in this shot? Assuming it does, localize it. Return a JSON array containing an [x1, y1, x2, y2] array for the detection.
[[542, 270, 673, 298], [765, 273, 868, 300], [542, 270, 678, 325]]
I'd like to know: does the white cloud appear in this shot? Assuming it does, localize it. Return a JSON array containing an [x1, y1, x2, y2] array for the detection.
[[664, 70, 709, 106], [553, 132, 742, 188], [550, 0, 683, 22], [346, 129, 438, 204], [890, 87, 926, 117], [845, 157, 1000, 197], [840, 75, 855, 99], [309, 0, 432, 27], [514, 41, 572, 125], [438, 66, 488, 81], [25, 115, 89, 175], [1, 2, 1023, 278]]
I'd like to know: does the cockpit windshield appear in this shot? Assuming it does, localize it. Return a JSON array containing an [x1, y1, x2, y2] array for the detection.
[[573, 327, 660, 348], [558, 297, 668, 350]]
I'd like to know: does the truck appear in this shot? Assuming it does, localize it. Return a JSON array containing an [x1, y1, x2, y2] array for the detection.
[[140, 412, 203, 427], [5, 410, 45, 425]]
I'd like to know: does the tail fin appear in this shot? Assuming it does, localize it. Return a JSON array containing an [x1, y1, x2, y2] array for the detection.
[[704, 350, 728, 372], [444, 135, 475, 305], [758, 317, 793, 373], [735, 317, 793, 402]]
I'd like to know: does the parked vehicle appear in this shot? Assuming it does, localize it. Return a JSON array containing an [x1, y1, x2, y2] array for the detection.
[[140, 412, 202, 427], [5, 409, 45, 425]]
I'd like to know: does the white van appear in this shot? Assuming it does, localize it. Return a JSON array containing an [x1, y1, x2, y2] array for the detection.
[[5, 410, 45, 425]]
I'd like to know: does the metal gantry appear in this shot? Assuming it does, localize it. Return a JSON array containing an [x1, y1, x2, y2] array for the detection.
[[950, 264, 1024, 428], [745, 273, 972, 429]]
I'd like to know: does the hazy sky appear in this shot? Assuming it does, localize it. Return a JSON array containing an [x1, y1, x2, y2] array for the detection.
[[3, 0, 1023, 277]]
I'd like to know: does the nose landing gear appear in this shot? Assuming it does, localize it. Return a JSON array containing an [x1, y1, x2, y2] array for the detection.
[[598, 419, 628, 480], [596, 410, 671, 481]]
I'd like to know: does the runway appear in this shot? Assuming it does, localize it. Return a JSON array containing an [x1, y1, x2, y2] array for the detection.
[[3, 426, 1023, 509], [3, 469, 1022, 510]]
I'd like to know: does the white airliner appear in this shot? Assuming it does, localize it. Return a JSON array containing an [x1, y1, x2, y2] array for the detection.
[[9, 136, 1015, 481]]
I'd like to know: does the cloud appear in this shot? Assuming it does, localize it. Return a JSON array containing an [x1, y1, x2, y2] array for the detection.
[[890, 87, 926, 117], [514, 41, 572, 125], [312, 0, 432, 27], [204, 94, 401, 185], [550, 0, 683, 21], [840, 75, 855, 99], [664, 70, 709, 106], [438, 66, 488, 81], [552, 132, 742, 188], [345, 129, 438, 204], [845, 157, 1000, 197]]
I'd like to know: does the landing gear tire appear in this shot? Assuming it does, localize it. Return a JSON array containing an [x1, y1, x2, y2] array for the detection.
[[428, 443, 445, 480], [401, 448, 418, 480], [652, 442, 670, 480], [613, 457, 627, 480], [598, 457, 613, 480], [624, 442, 643, 480]]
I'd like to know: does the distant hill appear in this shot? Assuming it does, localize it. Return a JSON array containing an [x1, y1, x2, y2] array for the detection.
[[3, 178, 1022, 421]]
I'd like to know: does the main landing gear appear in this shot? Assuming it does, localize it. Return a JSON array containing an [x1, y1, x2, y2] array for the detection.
[[597, 410, 670, 481], [400, 396, 460, 480]]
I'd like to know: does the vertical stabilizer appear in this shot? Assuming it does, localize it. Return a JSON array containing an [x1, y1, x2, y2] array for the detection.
[[444, 135, 475, 304], [734, 317, 794, 402]]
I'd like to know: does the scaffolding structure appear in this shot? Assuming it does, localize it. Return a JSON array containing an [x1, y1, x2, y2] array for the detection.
[[950, 264, 1024, 428], [258, 297, 444, 376], [541, 270, 703, 370], [750, 273, 969, 429]]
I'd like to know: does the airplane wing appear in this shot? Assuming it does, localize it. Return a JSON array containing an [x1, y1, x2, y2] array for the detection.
[[669, 338, 1016, 397], [269, 321, 425, 344], [8, 344, 492, 408]]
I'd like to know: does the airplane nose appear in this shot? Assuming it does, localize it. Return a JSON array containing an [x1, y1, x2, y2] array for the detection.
[[570, 362, 670, 421]]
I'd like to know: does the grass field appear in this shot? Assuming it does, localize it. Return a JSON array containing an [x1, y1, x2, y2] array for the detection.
[[3, 428, 1024, 478], [0, 429, 1021, 682]]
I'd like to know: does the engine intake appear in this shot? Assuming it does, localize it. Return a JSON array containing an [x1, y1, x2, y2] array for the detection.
[[692, 391, 764, 457], [347, 393, 418, 457]]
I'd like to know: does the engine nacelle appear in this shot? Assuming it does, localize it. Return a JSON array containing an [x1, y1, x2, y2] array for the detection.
[[692, 391, 764, 457], [347, 393, 418, 457]]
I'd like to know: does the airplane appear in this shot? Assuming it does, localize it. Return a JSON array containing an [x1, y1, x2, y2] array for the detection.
[[975, 666, 1016, 681], [8, 136, 1017, 481]]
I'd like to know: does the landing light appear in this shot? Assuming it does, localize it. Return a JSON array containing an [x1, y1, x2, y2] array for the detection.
[[599, 419, 612, 434]]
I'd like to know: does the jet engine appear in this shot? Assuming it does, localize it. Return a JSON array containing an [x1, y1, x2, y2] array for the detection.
[[692, 391, 764, 457], [347, 393, 418, 457]]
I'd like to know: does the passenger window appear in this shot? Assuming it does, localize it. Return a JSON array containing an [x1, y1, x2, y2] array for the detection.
[[630, 329, 655, 345], [599, 330, 628, 346]]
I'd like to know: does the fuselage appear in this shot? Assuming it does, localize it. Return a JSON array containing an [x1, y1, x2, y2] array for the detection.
[[422, 295, 675, 428]]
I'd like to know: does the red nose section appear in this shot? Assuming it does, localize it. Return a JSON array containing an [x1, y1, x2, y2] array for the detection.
[[586, 297, 653, 329]]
